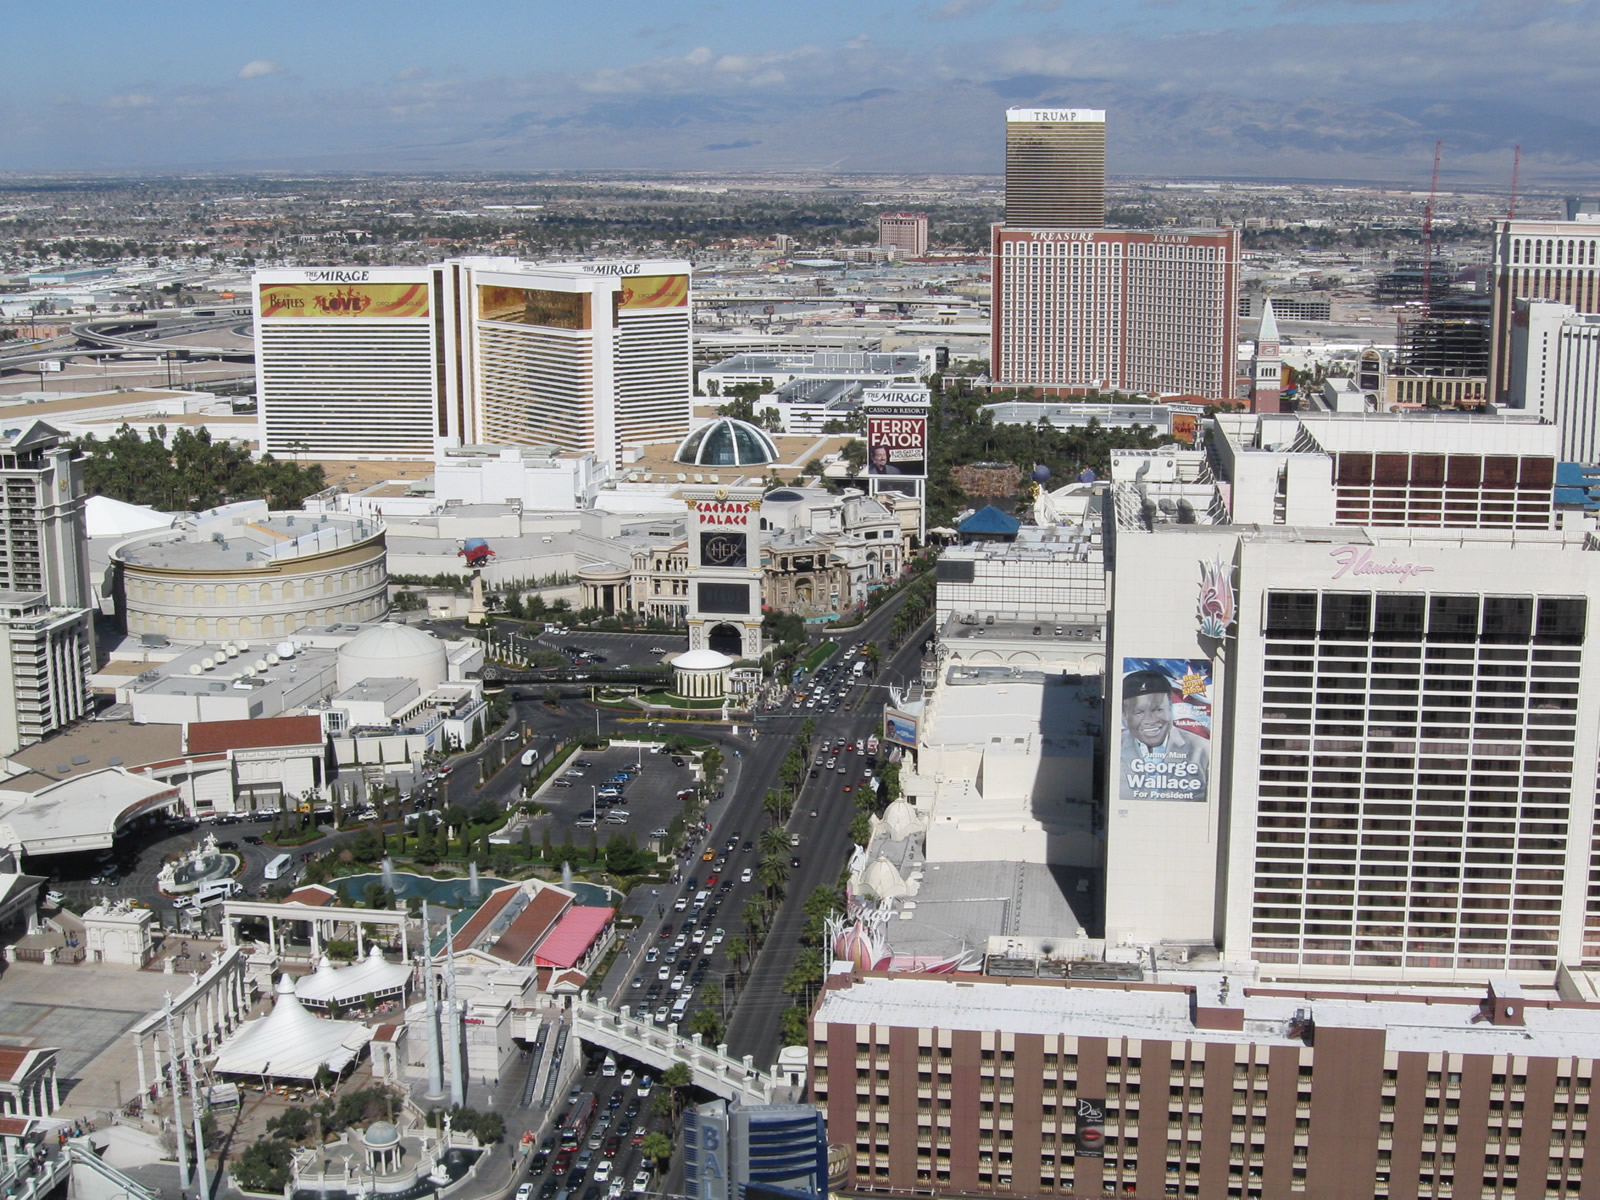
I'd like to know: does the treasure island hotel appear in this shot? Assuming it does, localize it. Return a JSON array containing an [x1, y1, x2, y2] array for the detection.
[[253, 258, 692, 469], [991, 108, 1238, 401]]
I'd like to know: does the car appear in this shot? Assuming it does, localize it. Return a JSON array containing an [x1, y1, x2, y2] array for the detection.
[[662, 949, 678, 964], [593, 1162, 613, 1184], [438, 764, 453, 776], [565, 1168, 586, 1188], [565, 769, 585, 778], [620, 1068, 635, 1087], [630, 974, 644, 989], [650, 646, 668, 654], [576, 759, 593, 767], [624, 1099, 640, 1119], [540, 1180, 559, 1200], [645, 984, 662, 1001], [670, 973, 685, 992], [608, 1180, 626, 1200], [654, 1004, 671, 1023], [741, 840, 753, 852], [244, 835, 264, 845], [710, 928, 725, 947], [672, 934, 688, 952], [702, 849, 714, 861], [658, 923, 674, 939], [658, 965, 671, 981], [518, 1184, 535, 1200], [843, 783, 853, 793], [837, 763, 848, 773], [692, 928, 707, 945], [44, 890, 63, 907], [634, 1171, 651, 1190], [644, 947, 659, 963], [588, 1129, 605, 1150], [719, 880, 733, 893], [650, 827, 669, 838], [613, 1120, 632, 1140], [553, 780, 574, 789], [575, 816, 596, 827], [637, 1073, 654, 1096], [792, 856, 801, 868], [705, 872, 718, 886], [583, 1185, 602, 1200]]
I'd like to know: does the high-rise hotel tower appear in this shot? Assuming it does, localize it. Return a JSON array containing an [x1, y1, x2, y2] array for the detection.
[[992, 108, 1238, 401], [1004, 107, 1106, 229], [254, 258, 693, 470]]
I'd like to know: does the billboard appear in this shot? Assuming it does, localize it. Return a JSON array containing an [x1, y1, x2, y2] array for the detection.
[[866, 413, 927, 479], [619, 274, 689, 310], [259, 282, 430, 320], [697, 582, 751, 615], [1073, 1098, 1106, 1157], [1119, 658, 1212, 803], [884, 708, 919, 749], [700, 532, 748, 569], [477, 285, 588, 330]]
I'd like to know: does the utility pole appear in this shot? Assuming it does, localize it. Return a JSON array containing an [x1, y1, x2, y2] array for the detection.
[[421, 902, 445, 1100], [162, 996, 191, 1192]]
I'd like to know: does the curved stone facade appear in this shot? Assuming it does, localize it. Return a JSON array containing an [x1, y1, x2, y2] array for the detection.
[[112, 512, 388, 642]]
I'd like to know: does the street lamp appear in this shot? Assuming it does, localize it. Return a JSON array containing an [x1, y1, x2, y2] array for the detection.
[[591, 786, 599, 830]]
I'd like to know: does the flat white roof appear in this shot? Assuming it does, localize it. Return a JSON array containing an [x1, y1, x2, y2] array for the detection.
[[816, 974, 1600, 1058]]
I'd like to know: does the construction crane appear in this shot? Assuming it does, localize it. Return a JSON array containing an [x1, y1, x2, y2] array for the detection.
[[1421, 140, 1442, 313], [1509, 144, 1522, 219]]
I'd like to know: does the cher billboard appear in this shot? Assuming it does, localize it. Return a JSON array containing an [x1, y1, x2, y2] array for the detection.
[[259, 283, 430, 320], [619, 274, 688, 310]]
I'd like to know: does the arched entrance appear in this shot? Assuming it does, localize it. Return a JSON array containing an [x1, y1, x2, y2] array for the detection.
[[708, 622, 743, 656]]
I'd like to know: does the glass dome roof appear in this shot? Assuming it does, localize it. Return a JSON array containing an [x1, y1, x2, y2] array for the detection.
[[675, 418, 780, 468]]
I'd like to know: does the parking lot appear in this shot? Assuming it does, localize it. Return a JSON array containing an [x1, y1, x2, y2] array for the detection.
[[536, 744, 702, 840]]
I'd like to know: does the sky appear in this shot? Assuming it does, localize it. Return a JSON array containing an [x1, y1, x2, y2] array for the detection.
[[3, 0, 1597, 185]]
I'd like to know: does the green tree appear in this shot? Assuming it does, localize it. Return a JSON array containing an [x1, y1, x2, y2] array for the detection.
[[234, 1139, 294, 1192], [779, 1005, 810, 1047], [757, 851, 790, 899], [688, 1006, 724, 1044], [724, 934, 748, 973], [758, 827, 791, 860], [782, 947, 826, 1008], [743, 898, 767, 941], [849, 813, 872, 846], [799, 717, 816, 750], [639, 1131, 673, 1172]]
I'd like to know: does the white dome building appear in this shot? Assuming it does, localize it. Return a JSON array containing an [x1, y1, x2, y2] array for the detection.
[[672, 647, 734, 699], [337, 623, 448, 692], [674, 418, 780, 469]]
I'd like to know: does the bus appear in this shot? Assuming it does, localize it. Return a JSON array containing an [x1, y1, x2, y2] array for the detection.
[[263, 853, 293, 881], [559, 1092, 597, 1149]]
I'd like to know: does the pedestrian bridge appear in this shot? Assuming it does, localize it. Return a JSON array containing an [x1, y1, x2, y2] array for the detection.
[[569, 995, 797, 1107]]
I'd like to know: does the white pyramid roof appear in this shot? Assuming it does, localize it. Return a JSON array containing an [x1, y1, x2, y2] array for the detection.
[[85, 495, 172, 539], [295, 945, 412, 1005], [213, 974, 373, 1079]]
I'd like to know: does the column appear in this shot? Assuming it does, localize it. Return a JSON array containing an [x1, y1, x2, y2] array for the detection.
[[356, 923, 364, 957], [136, 1032, 149, 1098], [48, 1068, 58, 1115], [222, 917, 236, 949], [310, 919, 322, 959], [152, 1035, 165, 1097]]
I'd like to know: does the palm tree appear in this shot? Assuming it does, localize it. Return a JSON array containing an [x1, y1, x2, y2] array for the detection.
[[758, 851, 790, 899], [758, 827, 791, 860], [724, 934, 749, 976], [762, 790, 786, 827], [743, 898, 767, 942]]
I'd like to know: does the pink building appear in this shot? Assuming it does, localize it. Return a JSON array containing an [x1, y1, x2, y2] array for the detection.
[[878, 213, 929, 257]]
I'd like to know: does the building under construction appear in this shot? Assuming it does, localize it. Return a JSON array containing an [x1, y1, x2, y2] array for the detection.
[[1387, 293, 1490, 409]]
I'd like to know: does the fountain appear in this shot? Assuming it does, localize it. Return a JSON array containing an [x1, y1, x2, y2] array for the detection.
[[561, 862, 573, 888], [158, 833, 240, 895], [381, 857, 397, 891], [467, 862, 480, 900]]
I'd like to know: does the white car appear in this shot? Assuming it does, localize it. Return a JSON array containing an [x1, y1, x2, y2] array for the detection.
[[709, 928, 726, 947], [691, 928, 707, 945], [608, 1180, 627, 1199], [44, 890, 64, 907], [516, 1185, 534, 1200], [740, 867, 752, 883], [658, 965, 671, 981], [634, 1171, 652, 1191], [620, 1068, 636, 1087], [593, 1161, 613, 1184], [670, 972, 686, 992]]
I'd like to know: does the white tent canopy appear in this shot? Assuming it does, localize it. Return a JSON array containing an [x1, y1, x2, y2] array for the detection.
[[295, 945, 412, 1007], [213, 975, 373, 1080]]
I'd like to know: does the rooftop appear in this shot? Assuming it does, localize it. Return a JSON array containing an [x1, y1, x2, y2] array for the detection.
[[111, 510, 381, 571]]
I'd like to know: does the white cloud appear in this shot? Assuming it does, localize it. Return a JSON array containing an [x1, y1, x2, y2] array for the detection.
[[394, 66, 431, 82], [237, 59, 286, 80], [845, 34, 871, 50], [931, 0, 995, 18], [106, 93, 156, 109], [685, 46, 714, 66]]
